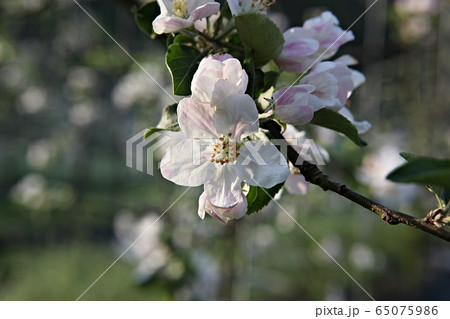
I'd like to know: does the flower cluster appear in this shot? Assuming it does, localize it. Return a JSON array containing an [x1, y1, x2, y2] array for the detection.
[[144, 1, 370, 223], [273, 12, 367, 125]]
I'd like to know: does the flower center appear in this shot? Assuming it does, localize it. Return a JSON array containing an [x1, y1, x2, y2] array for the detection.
[[210, 132, 241, 165], [172, 0, 188, 18], [246, 0, 276, 12]]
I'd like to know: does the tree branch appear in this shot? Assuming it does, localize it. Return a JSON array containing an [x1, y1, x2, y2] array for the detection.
[[263, 120, 450, 242]]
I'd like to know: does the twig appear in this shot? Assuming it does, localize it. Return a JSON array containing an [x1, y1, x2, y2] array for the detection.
[[263, 120, 450, 242]]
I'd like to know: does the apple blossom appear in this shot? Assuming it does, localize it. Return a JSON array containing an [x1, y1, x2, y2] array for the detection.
[[227, 0, 276, 16], [191, 54, 249, 106], [160, 94, 289, 222], [153, 0, 220, 34], [276, 11, 354, 73], [272, 84, 324, 125], [300, 61, 353, 111]]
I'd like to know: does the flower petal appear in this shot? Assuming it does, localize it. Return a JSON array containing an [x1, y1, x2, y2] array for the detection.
[[189, 2, 220, 21], [276, 104, 314, 125], [203, 166, 242, 207], [214, 94, 259, 139], [160, 138, 215, 186], [153, 16, 193, 34], [236, 140, 290, 188], [178, 97, 217, 138]]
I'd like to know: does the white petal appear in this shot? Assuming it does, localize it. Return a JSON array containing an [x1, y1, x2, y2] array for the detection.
[[214, 94, 259, 139], [204, 166, 242, 207], [350, 69, 366, 90], [160, 138, 215, 186], [197, 192, 207, 219], [178, 97, 217, 138], [236, 140, 290, 188]]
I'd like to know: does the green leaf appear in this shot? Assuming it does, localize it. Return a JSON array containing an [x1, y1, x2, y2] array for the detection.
[[173, 34, 195, 45], [134, 2, 160, 37], [246, 183, 284, 215], [166, 43, 204, 96], [387, 156, 450, 188], [310, 109, 367, 147], [235, 13, 284, 66], [392, 153, 450, 208], [399, 152, 417, 161]]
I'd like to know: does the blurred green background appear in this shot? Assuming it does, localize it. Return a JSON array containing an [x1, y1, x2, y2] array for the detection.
[[0, 0, 449, 300]]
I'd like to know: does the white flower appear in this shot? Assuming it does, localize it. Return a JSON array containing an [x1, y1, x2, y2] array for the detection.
[[277, 11, 354, 73], [191, 54, 248, 106], [160, 94, 289, 223], [153, 0, 220, 34], [227, 0, 276, 16]]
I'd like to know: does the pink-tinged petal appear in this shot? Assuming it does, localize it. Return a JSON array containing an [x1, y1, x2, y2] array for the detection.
[[189, 2, 220, 22], [301, 61, 353, 110], [276, 104, 314, 125], [211, 53, 234, 62], [203, 166, 242, 207], [191, 55, 247, 104], [160, 138, 216, 186], [178, 97, 217, 138], [304, 11, 339, 30], [273, 85, 315, 106], [302, 71, 339, 106], [214, 94, 259, 139], [153, 16, 193, 34], [236, 140, 290, 188], [280, 37, 319, 58], [283, 27, 316, 44], [198, 190, 247, 223], [284, 173, 309, 195], [335, 54, 358, 66], [273, 85, 316, 124], [277, 56, 317, 74]]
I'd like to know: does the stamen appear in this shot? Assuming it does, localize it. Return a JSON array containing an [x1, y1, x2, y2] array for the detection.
[[209, 133, 242, 165], [172, 0, 188, 18]]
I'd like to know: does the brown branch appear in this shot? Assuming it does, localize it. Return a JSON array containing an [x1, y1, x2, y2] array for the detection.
[[263, 120, 450, 242]]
